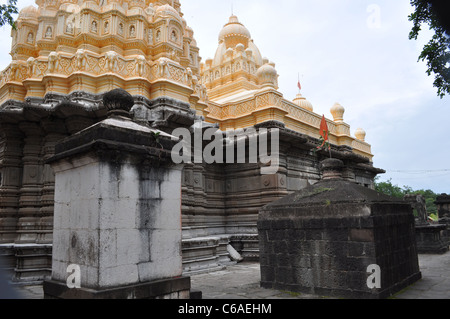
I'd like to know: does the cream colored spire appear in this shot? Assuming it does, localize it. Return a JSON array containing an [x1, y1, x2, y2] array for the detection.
[[219, 15, 251, 47], [1, 0, 206, 110], [212, 15, 263, 68], [202, 15, 270, 100]]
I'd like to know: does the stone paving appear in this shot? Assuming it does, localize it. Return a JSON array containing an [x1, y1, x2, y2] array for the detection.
[[8, 251, 450, 299]]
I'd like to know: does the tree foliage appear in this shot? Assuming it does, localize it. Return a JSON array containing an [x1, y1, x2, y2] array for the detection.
[[408, 0, 450, 99], [0, 0, 17, 29], [374, 178, 438, 216]]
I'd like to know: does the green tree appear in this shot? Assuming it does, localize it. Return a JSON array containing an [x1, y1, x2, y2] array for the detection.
[[408, 0, 450, 99], [374, 178, 438, 217], [374, 178, 405, 199], [0, 0, 18, 29]]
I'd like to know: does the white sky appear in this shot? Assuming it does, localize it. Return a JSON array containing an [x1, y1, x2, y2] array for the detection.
[[1, 0, 449, 194]]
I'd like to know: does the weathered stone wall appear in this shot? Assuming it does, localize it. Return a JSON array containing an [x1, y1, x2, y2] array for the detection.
[[51, 156, 184, 287], [259, 203, 421, 298], [0, 92, 383, 282]]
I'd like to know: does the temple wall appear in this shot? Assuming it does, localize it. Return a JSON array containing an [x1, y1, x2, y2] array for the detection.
[[0, 90, 382, 282]]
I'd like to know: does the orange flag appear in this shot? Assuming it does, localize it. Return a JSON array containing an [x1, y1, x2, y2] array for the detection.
[[319, 115, 329, 148]]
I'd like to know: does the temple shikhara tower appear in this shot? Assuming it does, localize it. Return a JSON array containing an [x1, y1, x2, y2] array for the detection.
[[0, 0, 382, 283]]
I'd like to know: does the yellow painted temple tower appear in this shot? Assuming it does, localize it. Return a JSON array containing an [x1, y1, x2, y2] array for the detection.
[[0, 0, 382, 281]]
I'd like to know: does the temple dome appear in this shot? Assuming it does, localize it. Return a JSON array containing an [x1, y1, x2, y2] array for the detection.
[[212, 15, 263, 68], [293, 93, 313, 112], [256, 62, 278, 88], [355, 128, 366, 141], [155, 4, 182, 20], [331, 102, 345, 122], [219, 15, 251, 43], [18, 5, 38, 22], [129, 0, 146, 9]]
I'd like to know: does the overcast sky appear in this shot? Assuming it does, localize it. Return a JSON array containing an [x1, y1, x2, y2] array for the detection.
[[1, 0, 449, 194]]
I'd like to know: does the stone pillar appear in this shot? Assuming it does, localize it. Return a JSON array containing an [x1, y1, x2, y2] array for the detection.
[[0, 125, 23, 278], [258, 158, 421, 299], [39, 118, 69, 244], [43, 89, 190, 299], [14, 122, 53, 282], [0, 124, 23, 244], [16, 122, 44, 244]]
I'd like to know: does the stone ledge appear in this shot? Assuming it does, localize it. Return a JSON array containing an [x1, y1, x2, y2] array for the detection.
[[43, 276, 191, 299]]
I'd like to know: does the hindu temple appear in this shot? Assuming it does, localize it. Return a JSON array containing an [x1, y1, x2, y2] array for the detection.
[[0, 0, 383, 283]]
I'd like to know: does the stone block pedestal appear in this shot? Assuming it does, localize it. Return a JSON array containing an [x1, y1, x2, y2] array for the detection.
[[43, 89, 190, 299], [43, 276, 190, 299]]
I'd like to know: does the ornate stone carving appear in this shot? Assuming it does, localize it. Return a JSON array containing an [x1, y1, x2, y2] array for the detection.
[[27, 57, 36, 77], [65, 19, 74, 34], [147, 29, 153, 43], [27, 32, 34, 44], [47, 52, 59, 74], [105, 51, 119, 72], [103, 20, 109, 34], [129, 25, 136, 38], [118, 23, 124, 36], [91, 20, 98, 33], [135, 55, 146, 77], [45, 26, 53, 38], [74, 49, 87, 71], [157, 57, 169, 78]]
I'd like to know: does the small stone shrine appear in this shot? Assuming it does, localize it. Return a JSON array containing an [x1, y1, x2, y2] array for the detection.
[[404, 194, 448, 254], [436, 194, 450, 246], [258, 158, 421, 299], [43, 89, 190, 299]]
